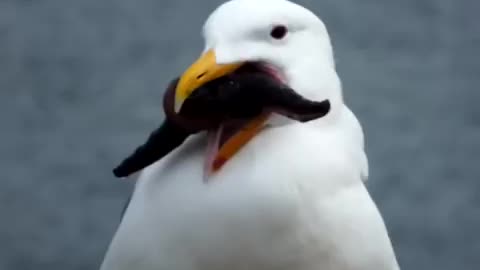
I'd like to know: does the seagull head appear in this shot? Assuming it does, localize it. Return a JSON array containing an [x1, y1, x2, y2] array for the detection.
[[173, 0, 342, 177]]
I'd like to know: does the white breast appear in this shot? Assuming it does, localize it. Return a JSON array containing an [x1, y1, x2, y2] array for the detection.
[[100, 105, 399, 270]]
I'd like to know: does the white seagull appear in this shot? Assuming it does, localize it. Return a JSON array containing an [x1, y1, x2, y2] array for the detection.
[[100, 0, 400, 269]]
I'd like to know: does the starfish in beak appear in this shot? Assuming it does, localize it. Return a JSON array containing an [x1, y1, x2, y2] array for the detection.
[[113, 56, 330, 180]]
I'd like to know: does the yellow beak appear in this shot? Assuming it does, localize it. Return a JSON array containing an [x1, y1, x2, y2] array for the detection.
[[174, 49, 243, 113], [175, 49, 270, 173]]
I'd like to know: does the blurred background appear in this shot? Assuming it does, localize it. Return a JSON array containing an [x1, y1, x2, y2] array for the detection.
[[1, 0, 478, 269]]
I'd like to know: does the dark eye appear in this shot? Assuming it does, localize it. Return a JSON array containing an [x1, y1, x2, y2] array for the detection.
[[270, 25, 288, 39]]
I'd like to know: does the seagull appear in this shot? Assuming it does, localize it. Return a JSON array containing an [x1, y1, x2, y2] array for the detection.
[[100, 0, 400, 269]]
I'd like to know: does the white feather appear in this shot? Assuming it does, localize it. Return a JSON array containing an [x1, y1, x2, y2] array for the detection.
[[100, 0, 399, 269]]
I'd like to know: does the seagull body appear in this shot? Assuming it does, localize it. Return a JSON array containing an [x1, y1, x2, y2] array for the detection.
[[100, 0, 400, 269]]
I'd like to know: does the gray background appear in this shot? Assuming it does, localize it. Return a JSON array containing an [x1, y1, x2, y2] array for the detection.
[[1, 0, 478, 269]]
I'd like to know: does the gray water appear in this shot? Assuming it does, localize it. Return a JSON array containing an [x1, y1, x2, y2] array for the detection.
[[1, 0, 478, 269]]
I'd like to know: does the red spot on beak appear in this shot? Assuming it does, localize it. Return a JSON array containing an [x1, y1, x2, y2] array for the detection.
[[212, 156, 227, 171]]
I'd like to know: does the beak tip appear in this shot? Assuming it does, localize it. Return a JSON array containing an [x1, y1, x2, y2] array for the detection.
[[174, 100, 183, 114]]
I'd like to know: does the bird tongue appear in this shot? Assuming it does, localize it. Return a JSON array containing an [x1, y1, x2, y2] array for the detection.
[[203, 126, 224, 180]]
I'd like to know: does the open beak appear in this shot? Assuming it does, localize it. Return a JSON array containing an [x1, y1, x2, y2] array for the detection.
[[175, 49, 270, 175]]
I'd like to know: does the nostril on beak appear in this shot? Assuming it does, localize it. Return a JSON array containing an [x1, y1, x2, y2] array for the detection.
[[197, 71, 207, 80]]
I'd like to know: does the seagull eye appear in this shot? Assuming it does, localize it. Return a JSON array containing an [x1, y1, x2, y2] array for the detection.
[[270, 25, 288, 39]]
